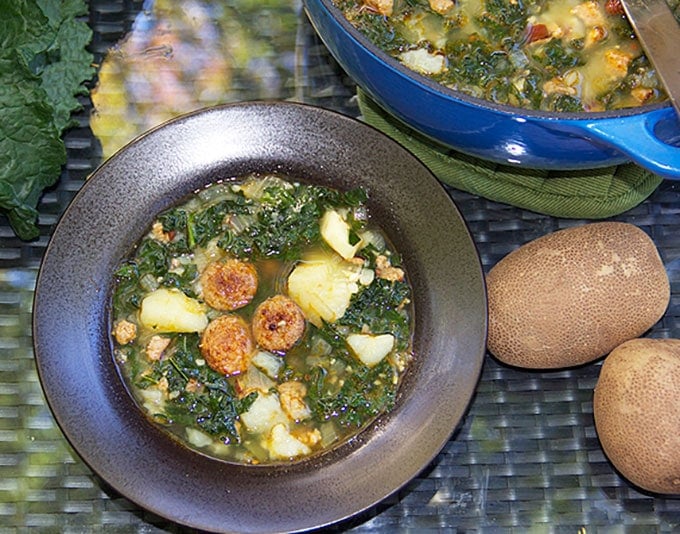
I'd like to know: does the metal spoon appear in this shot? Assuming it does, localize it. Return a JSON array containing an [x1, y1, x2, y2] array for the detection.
[[619, 0, 680, 118]]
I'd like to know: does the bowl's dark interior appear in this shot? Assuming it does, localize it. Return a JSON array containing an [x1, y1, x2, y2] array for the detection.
[[33, 102, 487, 533]]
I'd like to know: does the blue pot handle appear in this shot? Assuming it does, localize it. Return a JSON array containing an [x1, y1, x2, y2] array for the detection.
[[583, 107, 680, 180]]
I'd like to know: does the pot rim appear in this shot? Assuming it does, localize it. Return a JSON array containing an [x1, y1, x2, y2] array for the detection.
[[311, 0, 671, 121]]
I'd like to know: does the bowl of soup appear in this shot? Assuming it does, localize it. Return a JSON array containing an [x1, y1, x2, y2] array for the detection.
[[33, 102, 487, 532], [303, 0, 680, 177]]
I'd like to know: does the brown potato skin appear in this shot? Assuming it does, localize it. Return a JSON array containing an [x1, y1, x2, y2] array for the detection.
[[593, 338, 680, 494], [200, 259, 258, 311], [486, 222, 670, 369], [252, 295, 306, 352], [199, 314, 253, 376]]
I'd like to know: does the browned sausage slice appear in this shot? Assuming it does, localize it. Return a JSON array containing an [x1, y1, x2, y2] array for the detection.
[[199, 314, 254, 376], [252, 295, 306, 352], [200, 259, 258, 311]]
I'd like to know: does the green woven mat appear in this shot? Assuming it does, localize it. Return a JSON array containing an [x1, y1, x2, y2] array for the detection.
[[357, 89, 663, 219]]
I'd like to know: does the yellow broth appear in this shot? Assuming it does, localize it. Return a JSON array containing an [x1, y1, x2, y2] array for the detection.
[[110, 175, 413, 464]]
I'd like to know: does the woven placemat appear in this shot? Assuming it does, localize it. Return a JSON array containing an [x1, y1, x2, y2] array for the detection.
[[357, 89, 663, 220]]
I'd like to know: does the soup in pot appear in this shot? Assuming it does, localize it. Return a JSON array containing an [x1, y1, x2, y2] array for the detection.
[[336, 0, 675, 112]]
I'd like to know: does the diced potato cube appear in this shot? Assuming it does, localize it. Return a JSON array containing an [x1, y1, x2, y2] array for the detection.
[[139, 387, 165, 413], [139, 288, 208, 333], [320, 209, 363, 260], [399, 49, 446, 75], [240, 393, 289, 435], [185, 427, 214, 448], [288, 251, 362, 327], [346, 333, 395, 367], [266, 423, 311, 460]]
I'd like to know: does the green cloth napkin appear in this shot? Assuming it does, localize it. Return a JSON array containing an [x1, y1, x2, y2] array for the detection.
[[357, 89, 663, 219]]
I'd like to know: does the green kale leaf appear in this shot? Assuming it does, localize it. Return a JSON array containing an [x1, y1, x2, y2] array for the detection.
[[307, 359, 398, 428], [138, 333, 257, 443], [337, 277, 412, 350], [0, 55, 66, 240], [0, 0, 95, 240]]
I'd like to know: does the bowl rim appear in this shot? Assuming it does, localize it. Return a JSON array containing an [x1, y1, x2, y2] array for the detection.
[[307, 0, 671, 121], [33, 101, 487, 533]]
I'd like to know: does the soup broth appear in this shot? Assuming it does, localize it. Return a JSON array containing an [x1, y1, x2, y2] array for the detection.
[[336, 0, 676, 112], [110, 174, 413, 464]]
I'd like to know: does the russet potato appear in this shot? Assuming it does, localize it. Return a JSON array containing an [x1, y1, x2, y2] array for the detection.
[[486, 222, 669, 369], [593, 338, 680, 494]]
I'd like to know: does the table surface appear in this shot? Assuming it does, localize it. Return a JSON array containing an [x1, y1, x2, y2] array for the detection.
[[2, 0, 680, 532]]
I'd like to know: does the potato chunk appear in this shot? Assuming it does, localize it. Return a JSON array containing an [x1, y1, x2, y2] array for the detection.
[[287, 251, 362, 327], [399, 49, 446, 75], [320, 209, 363, 260], [267, 423, 311, 460], [240, 393, 289, 435], [139, 288, 208, 333], [347, 333, 395, 367]]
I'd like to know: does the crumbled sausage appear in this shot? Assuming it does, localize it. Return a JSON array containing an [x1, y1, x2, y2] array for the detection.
[[200, 259, 258, 311], [146, 335, 171, 361], [375, 255, 405, 282], [278, 381, 311, 421], [294, 428, 322, 447], [252, 295, 306, 352], [605, 0, 624, 16], [185, 378, 202, 393], [199, 314, 254, 376], [151, 221, 172, 243], [113, 319, 137, 345], [364, 0, 393, 16], [631, 86, 655, 104], [604, 48, 633, 82], [428, 0, 454, 15], [543, 77, 578, 96]]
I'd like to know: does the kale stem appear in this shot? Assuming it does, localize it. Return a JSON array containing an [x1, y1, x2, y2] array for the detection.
[[187, 212, 196, 249], [168, 357, 189, 382]]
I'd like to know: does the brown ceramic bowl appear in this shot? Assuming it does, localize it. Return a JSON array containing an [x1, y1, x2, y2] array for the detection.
[[33, 102, 486, 533]]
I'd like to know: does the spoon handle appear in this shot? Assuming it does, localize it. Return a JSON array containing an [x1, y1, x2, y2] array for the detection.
[[619, 0, 680, 118]]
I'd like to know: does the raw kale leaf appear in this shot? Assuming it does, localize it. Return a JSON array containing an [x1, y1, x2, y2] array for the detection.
[[0, 0, 95, 240], [0, 55, 65, 240]]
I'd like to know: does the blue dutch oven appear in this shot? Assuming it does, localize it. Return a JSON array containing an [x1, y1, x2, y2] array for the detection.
[[303, 0, 680, 179]]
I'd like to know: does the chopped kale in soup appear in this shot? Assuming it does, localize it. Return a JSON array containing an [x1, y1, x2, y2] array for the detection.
[[111, 175, 413, 464], [335, 0, 676, 112]]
